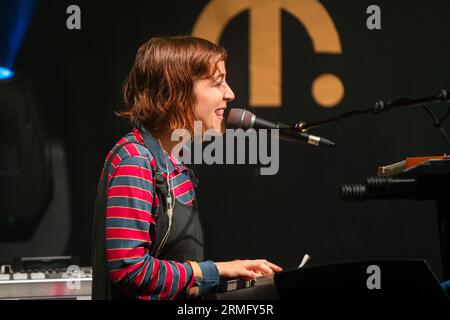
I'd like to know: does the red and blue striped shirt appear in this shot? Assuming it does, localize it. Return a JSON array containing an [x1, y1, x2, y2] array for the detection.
[[100, 127, 218, 299]]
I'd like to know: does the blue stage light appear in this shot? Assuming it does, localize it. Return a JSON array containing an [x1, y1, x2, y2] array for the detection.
[[0, 66, 14, 80], [0, 0, 38, 70]]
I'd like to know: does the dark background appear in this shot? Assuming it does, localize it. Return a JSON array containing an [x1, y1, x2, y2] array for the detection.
[[5, 0, 450, 279]]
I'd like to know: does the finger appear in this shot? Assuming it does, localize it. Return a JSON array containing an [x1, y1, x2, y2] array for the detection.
[[248, 262, 274, 275], [241, 261, 270, 276], [265, 261, 283, 272], [254, 259, 283, 272]]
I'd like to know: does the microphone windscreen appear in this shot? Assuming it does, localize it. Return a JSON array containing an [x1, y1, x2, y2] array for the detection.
[[226, 108, 254, 129]]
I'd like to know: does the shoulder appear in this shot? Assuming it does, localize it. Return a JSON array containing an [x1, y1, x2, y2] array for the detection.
[[106, 130, 157, 174]]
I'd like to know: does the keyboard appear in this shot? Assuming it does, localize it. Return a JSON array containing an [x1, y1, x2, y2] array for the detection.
[[0, 267, 92, 300]]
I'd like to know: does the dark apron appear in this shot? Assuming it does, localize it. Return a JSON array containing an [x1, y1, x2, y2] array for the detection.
[[92, 135, 204, 300]]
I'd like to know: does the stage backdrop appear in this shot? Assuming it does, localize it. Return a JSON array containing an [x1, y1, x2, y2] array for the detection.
[[11, 0, 450, 279]]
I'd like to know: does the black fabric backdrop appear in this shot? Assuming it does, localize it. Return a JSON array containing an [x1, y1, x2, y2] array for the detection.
[[12, 0, 450, 279]]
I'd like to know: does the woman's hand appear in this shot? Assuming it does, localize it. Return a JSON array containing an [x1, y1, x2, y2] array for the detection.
[[215, 259, 283, 281]]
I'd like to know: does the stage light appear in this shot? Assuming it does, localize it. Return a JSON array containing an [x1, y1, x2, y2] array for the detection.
[[0, 74, 52, 242], [0, 0, 71, 262], [0, 67, 14, 80], [0, 73, 71, 261], [0, 0, 38, 70]]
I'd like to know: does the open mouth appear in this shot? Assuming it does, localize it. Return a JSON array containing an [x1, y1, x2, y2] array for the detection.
[[215, 107, 226, 119]]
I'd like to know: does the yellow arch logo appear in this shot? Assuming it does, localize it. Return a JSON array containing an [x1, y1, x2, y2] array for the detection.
[[192, 0, 344, 108]]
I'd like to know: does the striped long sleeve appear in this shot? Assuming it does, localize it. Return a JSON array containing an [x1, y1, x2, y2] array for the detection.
[[104, 143, 197, 300]]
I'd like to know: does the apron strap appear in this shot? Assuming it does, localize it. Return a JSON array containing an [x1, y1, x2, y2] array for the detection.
[[187, 167, 199, 189]]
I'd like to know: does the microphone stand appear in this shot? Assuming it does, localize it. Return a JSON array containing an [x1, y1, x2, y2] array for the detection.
[[306, 88, 450, 279], [292, 89, 450, 147]]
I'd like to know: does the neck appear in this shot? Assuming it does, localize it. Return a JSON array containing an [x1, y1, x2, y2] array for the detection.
[[155, 131, 180, 157]]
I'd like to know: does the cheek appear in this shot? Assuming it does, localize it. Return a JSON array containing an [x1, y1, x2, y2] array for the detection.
[[196, 98, 218, 118], [196, 103, 211, 120], [193, 87, 224, 126]]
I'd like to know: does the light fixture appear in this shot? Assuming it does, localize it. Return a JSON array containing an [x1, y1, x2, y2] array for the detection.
[[0, 66, 14, 80]]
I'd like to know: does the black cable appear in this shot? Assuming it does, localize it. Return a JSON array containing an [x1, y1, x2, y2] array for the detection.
[[422, 104, 450, 148], [336, 120, 342, 145]]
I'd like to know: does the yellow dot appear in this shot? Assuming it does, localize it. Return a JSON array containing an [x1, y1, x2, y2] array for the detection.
[[311, 74, 344, 108]]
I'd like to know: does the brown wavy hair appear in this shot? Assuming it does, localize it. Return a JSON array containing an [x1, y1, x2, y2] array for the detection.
[[117, 36, 227, 135]]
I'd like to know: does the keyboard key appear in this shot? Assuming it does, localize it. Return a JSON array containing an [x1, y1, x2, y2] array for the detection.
[[13, 273, 28, 280], [0, 274, 11, 281], [30, 272, 46, 280]]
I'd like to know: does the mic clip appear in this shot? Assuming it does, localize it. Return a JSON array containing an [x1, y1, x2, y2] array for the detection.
[[293, 121, 308, 133]]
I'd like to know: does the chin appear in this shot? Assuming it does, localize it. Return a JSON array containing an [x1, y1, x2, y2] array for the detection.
[[205, 127, 225, 136], [214, 120, 226, 135], [205, 120, 225, 135]]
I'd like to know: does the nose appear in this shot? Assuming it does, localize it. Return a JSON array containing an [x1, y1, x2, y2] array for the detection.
[[224, 83, 235, 102]]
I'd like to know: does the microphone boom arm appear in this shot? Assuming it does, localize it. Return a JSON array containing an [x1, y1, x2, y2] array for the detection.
[[295, 89, 450, 132]]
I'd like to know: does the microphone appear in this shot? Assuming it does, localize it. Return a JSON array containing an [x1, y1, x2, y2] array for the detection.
[[225, 108, 335, 147]]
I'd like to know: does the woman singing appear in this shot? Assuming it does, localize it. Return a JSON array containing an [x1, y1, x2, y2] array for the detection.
[[92, 36, 282, 300]]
